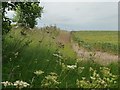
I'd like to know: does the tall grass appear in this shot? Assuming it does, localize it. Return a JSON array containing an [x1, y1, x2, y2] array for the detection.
[[2, 27, 119, 89]]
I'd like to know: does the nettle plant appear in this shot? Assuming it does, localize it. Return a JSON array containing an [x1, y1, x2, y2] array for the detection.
[[76, 67, 118, 88]]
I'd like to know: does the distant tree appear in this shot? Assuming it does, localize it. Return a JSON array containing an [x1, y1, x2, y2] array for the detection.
[[2, 1, 43, 34]]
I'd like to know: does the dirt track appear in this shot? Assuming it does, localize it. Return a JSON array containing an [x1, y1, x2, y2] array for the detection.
[[56, 31, 71, 44], [72, 42, 118, 65], [56, 31, 118, 65]]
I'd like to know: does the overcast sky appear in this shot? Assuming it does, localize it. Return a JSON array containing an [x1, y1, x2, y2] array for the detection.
[[6, 1, 118, 31]]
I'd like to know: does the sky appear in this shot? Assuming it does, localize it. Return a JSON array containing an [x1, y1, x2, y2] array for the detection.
[[6, 0, 118, 31]]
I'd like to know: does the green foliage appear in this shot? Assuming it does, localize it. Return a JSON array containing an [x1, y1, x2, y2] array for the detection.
[[14, 2, 43, 28], [2, 1, 43, 34], [2, 2, 12, 34], [72, 31, 118, 54], [2, 27, 119, 88], [76, 67, 118, 88], [41, 72, 61, 88], [2, 17, 12, 34]]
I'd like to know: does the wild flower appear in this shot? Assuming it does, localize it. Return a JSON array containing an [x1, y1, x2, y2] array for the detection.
[[61, 63, 68, 71], [76, 66, 118, 88], [53, 52, 63, 66], [53, 53, 62, 59], [34, 70, 44, 76], [13, 80, 30, 89], [100, 67, 111, 77], [89, 67, 94, 72], [50, 72, 58, 76], [1, 81, 13, 87], [1, 80, 30, 89], [77, 67, 84, 74], [76, 79, 89, 88], [76, 58, 83, 63], [14, 52, 19, 56], [67, 65, 77, 70], [81, 77, 86, 80], [90, 76, 95, 80], [101, 80, 106, 85], [41, 72, 61, 88]]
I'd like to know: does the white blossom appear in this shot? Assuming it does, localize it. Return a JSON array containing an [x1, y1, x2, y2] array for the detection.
[[1, 81, 13, 87], [34, 70, 44, 76], [53, 53, 62, 58], [67, 65, 77, 69], [1, 80, 30, 88], [14, 80, 30, 89]]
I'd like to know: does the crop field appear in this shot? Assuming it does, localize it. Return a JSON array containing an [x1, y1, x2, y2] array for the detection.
[[72, 31, 118, 55], [2, 26, 119, 89]]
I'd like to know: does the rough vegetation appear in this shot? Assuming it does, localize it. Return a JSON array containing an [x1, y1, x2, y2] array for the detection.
[[72, 31, 118, 55], [2, 26, 119, 89]]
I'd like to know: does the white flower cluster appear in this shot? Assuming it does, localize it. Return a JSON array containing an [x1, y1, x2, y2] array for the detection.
[[61, 63, 78, 71], [77, 67, 85, 73], [34, 70, 44, 76], [67, 65, 77, 70], [14, 80, 30, 89], [53, 53, 63, 65], [53, 53, 62, 59], [76, 58, 83, 63], [41, 72, 61, 88], [1, 80, 30, 89], [1, 81, 13, 87], [76, 67, 118, 88]]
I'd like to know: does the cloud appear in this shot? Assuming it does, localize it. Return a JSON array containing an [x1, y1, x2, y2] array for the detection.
[[5, 2, 118, 31], [41, 0, 119, 2], [37, 2, 118, 30]]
